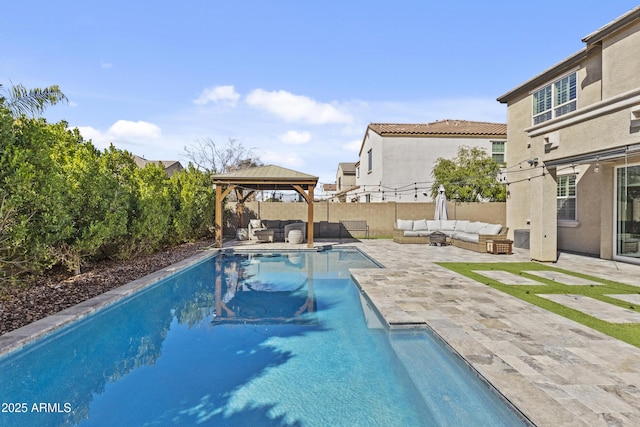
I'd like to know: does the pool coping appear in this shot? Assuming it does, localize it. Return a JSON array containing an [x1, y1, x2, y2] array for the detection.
[[0, 249, 219, 358]]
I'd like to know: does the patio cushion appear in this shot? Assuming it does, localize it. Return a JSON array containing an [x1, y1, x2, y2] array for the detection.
[[464, 221, 488, 233], [441, 220, 457, 231], [397, 219, 414, 231], [403, 230, 420, 237], [478, 223, 502, 235], [454, 220, 469, 230], [427, 220, 441, 231], [452, 231, 479, 243], [413, 219, 429, 231], [263, 220, 281, 229], [249, 219, 264, 228]]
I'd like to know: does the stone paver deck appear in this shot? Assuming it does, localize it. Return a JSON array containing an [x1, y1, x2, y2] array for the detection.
[[346, 240, 640, 427]]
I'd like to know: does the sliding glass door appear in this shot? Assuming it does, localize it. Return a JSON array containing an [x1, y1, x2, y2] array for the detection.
[[616, 164, 640, 261]]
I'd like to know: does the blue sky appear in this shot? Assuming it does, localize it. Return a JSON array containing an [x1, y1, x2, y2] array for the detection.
[[2, 1, 639, 187]]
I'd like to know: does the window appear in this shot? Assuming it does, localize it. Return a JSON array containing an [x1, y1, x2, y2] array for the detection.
[[557, 174, 576, 221], [491, 141, 506, 164], [533, 72, 577, 125], [367, 149, 373, 173]]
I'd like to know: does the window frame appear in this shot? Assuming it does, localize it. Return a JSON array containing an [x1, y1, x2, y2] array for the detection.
[[367, 149, 373, 173], [491, 140, 506, 164], [557, 173, 577, 221], [532, 71, 577, 125]]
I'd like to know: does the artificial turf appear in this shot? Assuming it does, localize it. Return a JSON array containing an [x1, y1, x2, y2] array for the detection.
[[438, 262, 640, 348]]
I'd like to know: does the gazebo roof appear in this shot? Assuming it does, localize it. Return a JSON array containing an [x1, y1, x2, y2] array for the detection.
[[211, 165, 318, 189]]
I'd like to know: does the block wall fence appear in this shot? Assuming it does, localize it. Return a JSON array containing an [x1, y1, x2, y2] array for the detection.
[[224, 201, 506, 238]]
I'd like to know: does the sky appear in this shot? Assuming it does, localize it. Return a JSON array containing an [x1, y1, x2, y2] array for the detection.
[[2, 1, 639, 189]]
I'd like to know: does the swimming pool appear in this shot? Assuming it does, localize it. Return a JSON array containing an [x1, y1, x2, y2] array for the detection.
[[0, 248, 528, 426]]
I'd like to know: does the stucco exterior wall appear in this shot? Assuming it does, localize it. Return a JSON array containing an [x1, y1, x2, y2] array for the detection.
[[602, 20, 640, 99], [356, 131, 502, 203]]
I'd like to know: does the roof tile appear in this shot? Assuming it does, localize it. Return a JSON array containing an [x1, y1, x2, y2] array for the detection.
[[368, 120, 506, 137]]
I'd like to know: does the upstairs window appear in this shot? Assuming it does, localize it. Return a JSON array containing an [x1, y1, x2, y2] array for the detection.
[[533, 72, 576, 125], [491, 141, 506, 164], [367, 149, 373, 173], [557, 174, 577, 221]]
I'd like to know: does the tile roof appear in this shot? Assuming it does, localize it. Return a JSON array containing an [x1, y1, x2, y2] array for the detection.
[[211, 164, 318, 182], [338, 162, 357, 173], [368, 120, 506, 137]]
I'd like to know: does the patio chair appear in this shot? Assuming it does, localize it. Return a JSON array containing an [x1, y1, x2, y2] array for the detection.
[[248, 219, 267, 240]]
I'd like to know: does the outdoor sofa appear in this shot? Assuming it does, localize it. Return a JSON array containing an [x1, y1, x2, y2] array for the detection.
[[393, 219, 508, 252], [249, 219, 306, 242]]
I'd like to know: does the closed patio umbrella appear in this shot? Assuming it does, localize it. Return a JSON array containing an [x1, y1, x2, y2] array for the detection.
[[434, 185, 448, 220]]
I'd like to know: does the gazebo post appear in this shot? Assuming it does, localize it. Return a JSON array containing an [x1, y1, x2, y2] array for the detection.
[[307, 184, 314, 248], [214, 183, 235, 248]]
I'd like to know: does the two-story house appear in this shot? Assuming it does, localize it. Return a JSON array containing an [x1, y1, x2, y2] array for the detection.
[[330, 162, 358, 202], [497, 6, 640, 263], [133, 155, 184, 177], [350, 121, 507, 202]]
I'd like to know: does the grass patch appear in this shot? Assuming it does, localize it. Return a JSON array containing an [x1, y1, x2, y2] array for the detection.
[[438, 262, 640, 348]]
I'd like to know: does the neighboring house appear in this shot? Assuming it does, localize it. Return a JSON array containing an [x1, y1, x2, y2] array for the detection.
[[497, 6, 640, 263], [133, 155, 184, 177], [321, 183, 337, 200], [331, 162, 358, 202], [350, 121, 507, 202]]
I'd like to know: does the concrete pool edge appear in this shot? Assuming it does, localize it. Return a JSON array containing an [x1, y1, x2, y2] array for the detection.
[[0, 249, 219, 358]]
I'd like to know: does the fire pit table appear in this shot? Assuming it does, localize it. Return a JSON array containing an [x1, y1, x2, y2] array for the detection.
[[429, 231, 447, 246]]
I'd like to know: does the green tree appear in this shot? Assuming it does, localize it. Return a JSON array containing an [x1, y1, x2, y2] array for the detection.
[[51, 138, 136, 273], [0, 83, 68, 117], [169, 165, 216, 242], [431, 146, 506, 202], [0, 116, 72, 276], [121, 163, 173, 259]]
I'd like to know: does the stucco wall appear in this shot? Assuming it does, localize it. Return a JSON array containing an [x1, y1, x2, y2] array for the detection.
[[602, 20, 640, 99], [227, 201, 506, 238], [356, 131, 503, 203], [557, 164, 602, 255]]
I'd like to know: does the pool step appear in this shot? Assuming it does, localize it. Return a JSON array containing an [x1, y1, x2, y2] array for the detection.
[[388, 333, 524, 426]]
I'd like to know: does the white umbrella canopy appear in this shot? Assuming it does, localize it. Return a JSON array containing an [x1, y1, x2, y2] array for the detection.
[[434, 185, 448, 220]]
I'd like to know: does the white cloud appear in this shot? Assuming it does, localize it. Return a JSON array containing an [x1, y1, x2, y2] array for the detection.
[[261, 150, 304, 168], [108, 120, 162, 140], [279, 130, 311, 145], [100, 60, 113, 69], [343, 139, 362, 152], [75, 120, 162, 152], [245, 89, 353, 124], [76, 126, 111, 149], [194, 85, 240, 105]]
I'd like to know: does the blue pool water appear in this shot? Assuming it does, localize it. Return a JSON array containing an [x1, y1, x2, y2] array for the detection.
[[0, 249, 527, 426]]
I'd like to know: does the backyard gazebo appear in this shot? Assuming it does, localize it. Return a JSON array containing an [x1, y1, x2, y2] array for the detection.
[[211, 165, 319, 248]]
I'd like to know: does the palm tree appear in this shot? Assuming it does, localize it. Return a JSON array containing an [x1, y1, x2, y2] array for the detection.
[[0, 82, 68, 116]]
